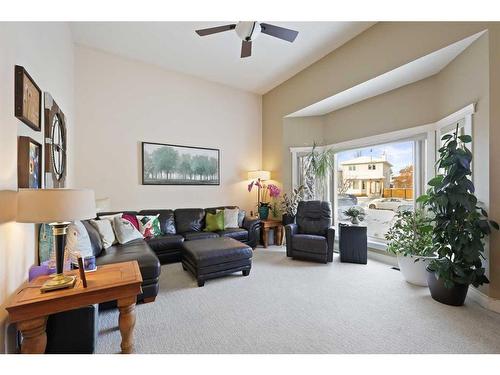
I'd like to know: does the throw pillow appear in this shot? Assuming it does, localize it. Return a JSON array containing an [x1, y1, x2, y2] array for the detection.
[[205, 211, 224, 232], [90, 219, 116, 249], [65, 221, 93, 264], [137, 214, 162, 239], [97, 213, 122, 245], [122, 213, 140, 231], [237, 209, 246, 227], [113, 216, 143, 244], [223, 207, 239, 229]]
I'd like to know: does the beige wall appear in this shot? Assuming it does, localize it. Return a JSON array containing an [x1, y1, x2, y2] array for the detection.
[[0, 22, 75, 352], [263, 23, 500, 298], [74, 46, 262, 213]]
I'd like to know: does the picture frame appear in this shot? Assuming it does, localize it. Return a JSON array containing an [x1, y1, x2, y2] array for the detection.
[[142, 142, 220, 185], [44, 92, 67, 188], [15, 65, 42, 132], [18, 136, 42, 189]]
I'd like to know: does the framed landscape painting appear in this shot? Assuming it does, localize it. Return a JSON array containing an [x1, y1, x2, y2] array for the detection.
[[142, 142, 220, 185]]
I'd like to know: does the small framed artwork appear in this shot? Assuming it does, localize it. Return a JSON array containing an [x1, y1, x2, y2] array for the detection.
[[15, 65, 42, 132], [18, 136, 42, 189], [142, 142, 220, 185]]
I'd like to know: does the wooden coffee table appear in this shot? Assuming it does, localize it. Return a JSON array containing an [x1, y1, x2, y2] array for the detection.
[[261, 219, 284, 248], [5, 261, 143, 354]]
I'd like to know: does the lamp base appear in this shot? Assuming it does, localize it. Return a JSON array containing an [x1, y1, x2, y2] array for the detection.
[[40, 273, 77, 293]]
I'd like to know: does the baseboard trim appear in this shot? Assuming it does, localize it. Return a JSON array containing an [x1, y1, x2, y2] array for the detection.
[[468, 287, 500, 314]]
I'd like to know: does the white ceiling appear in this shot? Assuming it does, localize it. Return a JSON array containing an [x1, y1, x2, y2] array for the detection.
[[70, 22, 374, 94], [287, 30, 487, 117]]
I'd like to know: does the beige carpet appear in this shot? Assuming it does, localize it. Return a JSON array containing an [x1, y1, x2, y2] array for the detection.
[[97, 246, 500, 354]]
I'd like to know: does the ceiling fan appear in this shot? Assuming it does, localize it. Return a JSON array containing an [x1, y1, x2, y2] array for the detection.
[[195, 21, 299, 58]]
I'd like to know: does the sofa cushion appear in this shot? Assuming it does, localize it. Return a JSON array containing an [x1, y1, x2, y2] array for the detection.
[[139, 209, 176, 235], [216, 228, 248, 242], [205, 211, 224, 232], [292, 234, 327, 254], [183, 231, 219, 241], [175, 208, 205, 233], [145, 234, 184, 252], [81, 220, 103, 257], [96, 239, 160, 282]]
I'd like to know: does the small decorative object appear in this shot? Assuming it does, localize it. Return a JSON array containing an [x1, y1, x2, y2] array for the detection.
[[44, 93, 67, 188], [280, 185, 305, 225], [17, 136, 42, 189], [343, 207, 365, 225], [385, 209, 435, 286], [417, 126, 498, 306], [83, 255, 97, 272], [15, 65, 41, 131], [77, 257, 88, 287], [142, 142, 220, 185], [17, 189, 96, 292]]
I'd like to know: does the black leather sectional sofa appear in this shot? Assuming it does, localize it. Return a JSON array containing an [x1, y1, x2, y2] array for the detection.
[[44, 206, 260, 353], [87, 206, 261, 303]]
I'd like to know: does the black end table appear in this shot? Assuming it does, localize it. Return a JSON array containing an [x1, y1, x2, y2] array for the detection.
[[338, 223, 368, 264]]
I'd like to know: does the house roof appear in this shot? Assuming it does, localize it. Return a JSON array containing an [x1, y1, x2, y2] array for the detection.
[[340, 156, 393, 167]]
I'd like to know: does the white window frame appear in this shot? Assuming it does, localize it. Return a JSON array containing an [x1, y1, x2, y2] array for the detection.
[[289, 103, 475, 252]]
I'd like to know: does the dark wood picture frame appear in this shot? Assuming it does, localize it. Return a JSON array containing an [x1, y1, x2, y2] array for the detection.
[[142, 141, 220, 186], [15, 65, 42, 132], [18, 136, 42, 189]]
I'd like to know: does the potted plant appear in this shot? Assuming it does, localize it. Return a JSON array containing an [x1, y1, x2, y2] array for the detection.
[[343, 207, 365, 225], [385, 209, 435, 286], [303, 143, 334, 200], [248, 181, 281, 220], [280, 185, 304, 225], [417, 127, 498, 306]]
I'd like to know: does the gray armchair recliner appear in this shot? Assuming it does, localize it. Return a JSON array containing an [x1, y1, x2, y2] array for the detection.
[[285, 201, 335, 263]]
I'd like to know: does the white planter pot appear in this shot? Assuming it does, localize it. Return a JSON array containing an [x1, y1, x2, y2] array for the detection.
[[397, 254, 436, 287]]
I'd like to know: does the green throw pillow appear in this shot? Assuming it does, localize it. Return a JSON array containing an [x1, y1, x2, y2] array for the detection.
[[205, 211, 224, 232]]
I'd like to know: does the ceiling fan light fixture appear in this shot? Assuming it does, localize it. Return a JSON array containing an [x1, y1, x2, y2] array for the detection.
[[235, 21, 261, 42]]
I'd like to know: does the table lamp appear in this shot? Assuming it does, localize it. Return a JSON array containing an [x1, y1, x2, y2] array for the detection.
[[17, 189, 96, 292]]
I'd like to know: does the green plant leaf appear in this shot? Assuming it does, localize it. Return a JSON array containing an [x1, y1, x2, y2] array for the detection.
[[458, 135, 472, 143]]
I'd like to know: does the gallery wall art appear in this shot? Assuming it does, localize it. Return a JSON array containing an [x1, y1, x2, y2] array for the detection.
[[15, 65, 42, 131], [44, 92, 67, 188], [142, 142, 220, 185], [18, 136, 42, 189]]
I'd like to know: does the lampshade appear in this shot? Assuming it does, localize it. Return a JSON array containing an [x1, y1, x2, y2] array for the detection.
[[16, 189, 96, 224], [247, 170, 271, 181]]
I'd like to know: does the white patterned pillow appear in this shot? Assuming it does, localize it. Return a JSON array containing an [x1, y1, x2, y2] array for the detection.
[[136, 214, 161, 238], [65, 221, 93, 264], [113, 216, 143, 244]]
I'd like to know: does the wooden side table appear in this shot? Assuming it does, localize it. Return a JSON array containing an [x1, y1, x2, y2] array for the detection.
[[6, 261, 143, 354], [261, 219, 284, 248]]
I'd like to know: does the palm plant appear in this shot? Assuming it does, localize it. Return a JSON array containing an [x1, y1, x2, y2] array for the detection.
[[304, 143, 335, 200]]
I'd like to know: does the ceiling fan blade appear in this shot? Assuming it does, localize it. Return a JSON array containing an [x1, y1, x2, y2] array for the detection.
[[241, 40, 252, 58], [195, 24, 236, 36], [260, 23, 299, 43]]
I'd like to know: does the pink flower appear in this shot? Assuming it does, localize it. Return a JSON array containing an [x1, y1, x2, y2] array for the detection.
[[247, 181, 254, 192], [267, 184, 281, 198]]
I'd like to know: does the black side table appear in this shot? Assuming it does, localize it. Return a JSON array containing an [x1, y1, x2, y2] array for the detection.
[[339, 223, 368, 264]]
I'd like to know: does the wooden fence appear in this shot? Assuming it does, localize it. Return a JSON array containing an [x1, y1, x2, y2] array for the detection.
[[383, 188, 413, 199]]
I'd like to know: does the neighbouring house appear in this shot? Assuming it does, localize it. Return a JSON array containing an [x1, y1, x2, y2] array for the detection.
[[338, 156, 392, 197]]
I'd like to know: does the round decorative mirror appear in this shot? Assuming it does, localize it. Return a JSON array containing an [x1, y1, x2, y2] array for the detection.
[[51, 113, 66, 181]]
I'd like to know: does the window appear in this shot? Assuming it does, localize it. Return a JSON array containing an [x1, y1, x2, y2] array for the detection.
[[289, 104, 475, 250], [336, 140, 418, 242]]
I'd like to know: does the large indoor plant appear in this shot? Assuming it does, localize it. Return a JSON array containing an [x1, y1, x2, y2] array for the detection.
[[385, 209, 435, 286], [303, 143, 334, 200], [280, 185, 304, 225], [417, 127, 498, 305]]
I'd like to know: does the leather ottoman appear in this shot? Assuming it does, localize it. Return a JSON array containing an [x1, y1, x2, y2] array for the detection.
[[182, 237, 252, 287]]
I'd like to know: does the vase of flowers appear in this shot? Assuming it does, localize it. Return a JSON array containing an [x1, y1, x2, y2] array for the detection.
[[248, 180, 281, 220], [280, 185, 305, 225]]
